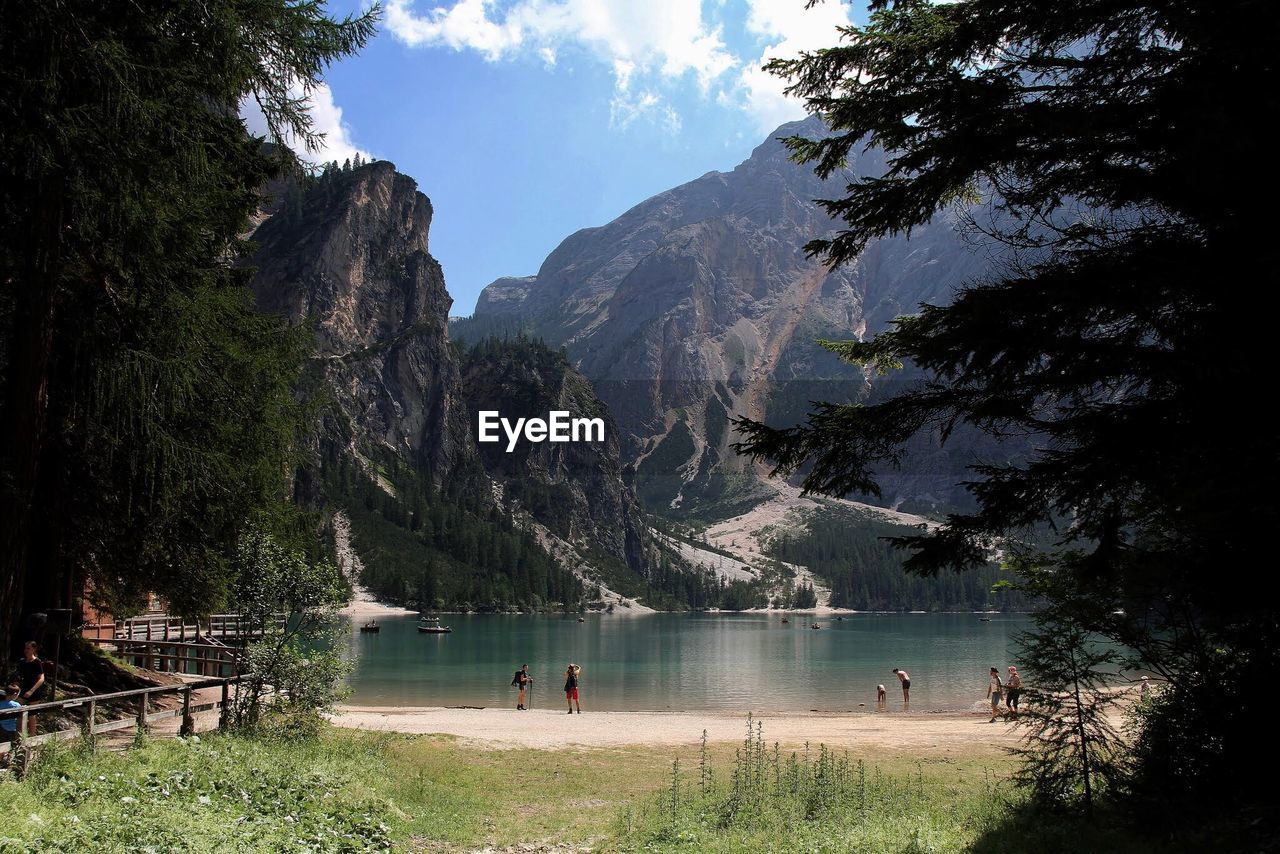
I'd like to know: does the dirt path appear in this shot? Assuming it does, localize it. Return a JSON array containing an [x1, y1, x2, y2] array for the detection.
[[332, 706, 1021, 755]]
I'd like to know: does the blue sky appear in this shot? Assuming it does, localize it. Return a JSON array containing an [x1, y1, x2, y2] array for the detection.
[[275, 1, 863, 315]]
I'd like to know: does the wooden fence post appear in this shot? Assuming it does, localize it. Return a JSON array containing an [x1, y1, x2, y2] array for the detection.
[[136, 692, 149, 733], [219, 680, 231, 729], [85, 699, 97, 752], [180, 686, 194, 736]]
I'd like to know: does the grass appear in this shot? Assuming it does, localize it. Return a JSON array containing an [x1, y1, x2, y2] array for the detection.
[[0, 731, 393, 851], [0, 720, 1210, 852]]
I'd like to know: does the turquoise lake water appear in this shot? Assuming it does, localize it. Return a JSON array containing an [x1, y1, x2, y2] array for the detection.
[[343, 612, 1029, 712]]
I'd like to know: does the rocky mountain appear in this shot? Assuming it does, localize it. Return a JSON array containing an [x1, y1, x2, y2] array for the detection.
[[465, 116, 993, 516], [246, 160, 668, 610], [459, 336, 653, 598], [250, 161, 466, 484]]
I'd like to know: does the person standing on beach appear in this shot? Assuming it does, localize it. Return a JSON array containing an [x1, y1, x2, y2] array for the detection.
[[512, 664, 533, 710], [1005, 666, 1022, 716], [892, 668, 911, 704], [564, 663, 581, 714], [987, 667, 1004, 722]]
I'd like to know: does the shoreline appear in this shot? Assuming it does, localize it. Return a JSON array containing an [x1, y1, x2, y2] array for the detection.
[[332, 705, 1023, 752], [340, 607, 1032, 617]]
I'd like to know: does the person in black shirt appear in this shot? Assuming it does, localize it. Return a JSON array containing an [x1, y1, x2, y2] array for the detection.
[[16, 641, 45, 736], [511, 664, 533, 710]]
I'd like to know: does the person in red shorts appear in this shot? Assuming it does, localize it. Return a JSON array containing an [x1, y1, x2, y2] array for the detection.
[[564, 663, 581, 714]]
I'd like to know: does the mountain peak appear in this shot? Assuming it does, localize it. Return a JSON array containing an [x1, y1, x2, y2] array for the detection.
[[469, 110, 987, 515]]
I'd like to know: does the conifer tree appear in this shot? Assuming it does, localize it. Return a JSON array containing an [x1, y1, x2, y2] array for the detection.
[[733, 0, 1279, 820], [0, 1, 378, 644]]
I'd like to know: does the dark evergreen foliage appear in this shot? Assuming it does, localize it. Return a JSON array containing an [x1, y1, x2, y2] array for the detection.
[[769, 508, 1028, 611], [1012, 607, 1128, 813], [319, 437, 584, 612], [0, 0, 377, 642], [326, 334, 779, 613], [732, 0, 1279, 826]]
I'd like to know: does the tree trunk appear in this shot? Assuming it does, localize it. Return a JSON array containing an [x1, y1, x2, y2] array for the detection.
[[1071, 648, 1094, 813], [0, 173, 65, 652]]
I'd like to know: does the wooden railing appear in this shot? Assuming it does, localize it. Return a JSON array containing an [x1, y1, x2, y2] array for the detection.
[[207, 613, 285, 639], [115, 615, 200, 642], [112, 613, 286, 642], [0, 676, 245, 757], [89, 638, 244, 678]]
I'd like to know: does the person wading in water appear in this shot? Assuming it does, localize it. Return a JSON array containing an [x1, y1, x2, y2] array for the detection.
[[892, 668, 911, 706], [512, 664, 533, 710], [564, 663, 581, 714]]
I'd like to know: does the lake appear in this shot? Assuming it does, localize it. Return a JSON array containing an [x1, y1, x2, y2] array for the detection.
[[343, 612, 1030, 713]]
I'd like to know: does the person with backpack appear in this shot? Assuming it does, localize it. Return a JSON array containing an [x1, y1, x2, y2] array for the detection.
[[511, 664, 533, 710], [564, 663, 581, 714]]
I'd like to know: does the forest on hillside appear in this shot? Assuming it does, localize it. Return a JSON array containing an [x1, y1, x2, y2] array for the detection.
[[768, 508, 1031, 612]]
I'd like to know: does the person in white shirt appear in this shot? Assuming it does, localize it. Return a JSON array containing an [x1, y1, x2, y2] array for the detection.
[[987, 667, 1004, 722]]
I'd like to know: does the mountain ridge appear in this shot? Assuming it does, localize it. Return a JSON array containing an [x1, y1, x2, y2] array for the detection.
[[465, 117, 992, 516], [245, 160, 673, 611]]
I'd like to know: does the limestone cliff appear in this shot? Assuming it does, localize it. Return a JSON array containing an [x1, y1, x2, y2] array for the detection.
[[246, 162, 667, 609], [250, 161, 466, 482]]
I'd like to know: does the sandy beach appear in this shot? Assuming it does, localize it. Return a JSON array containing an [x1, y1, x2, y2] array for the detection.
[[339, 586, 418, 617], [332, 706, 1019, 754]]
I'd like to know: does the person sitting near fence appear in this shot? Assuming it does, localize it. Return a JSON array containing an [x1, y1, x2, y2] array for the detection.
[[0, 684, 21, 745]]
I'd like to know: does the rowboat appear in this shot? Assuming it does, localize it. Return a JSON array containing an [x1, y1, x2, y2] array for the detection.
[[417, 616, 452, 634]]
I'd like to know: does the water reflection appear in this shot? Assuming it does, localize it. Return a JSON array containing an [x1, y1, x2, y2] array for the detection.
[[343, 612, 1029, 712]]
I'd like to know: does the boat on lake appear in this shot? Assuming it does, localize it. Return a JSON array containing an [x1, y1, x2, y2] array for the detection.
[[418, 616, 452, 634], [360, 620, 380, 634]]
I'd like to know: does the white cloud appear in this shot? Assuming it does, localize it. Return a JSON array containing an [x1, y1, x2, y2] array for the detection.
[[386, 0, 736, 129], [241, 82, 369, 165], [386, 0, 527, 59], [609, 90, 682, 133], [737, 0, 854, 133], [384, 0, 853, 136]]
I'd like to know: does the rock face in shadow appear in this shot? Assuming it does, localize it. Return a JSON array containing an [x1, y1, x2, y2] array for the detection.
[[459, 337, 649, 578], [249, 161, 466, 482], [246, 162, 659, 600], [470, 117, 993, 514]]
